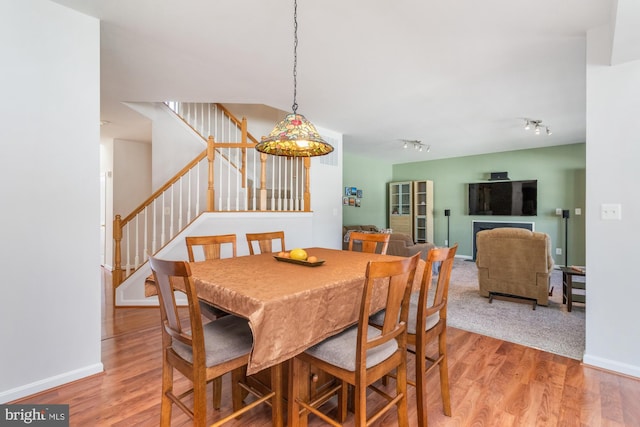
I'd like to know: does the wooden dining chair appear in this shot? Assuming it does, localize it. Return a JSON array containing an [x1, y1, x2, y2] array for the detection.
[[185, 234, 237, 409], [186, 234, 237, 261], [288, 252, 421, 427], [347, 231, 391, 255], [186, 234, 237, 321], [149, 255, 283, 427], [246, 231, 285, 255], [371, 244, 458, 427]]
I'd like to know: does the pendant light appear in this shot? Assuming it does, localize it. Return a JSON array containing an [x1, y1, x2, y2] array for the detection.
[[255, 0, 334, 157]]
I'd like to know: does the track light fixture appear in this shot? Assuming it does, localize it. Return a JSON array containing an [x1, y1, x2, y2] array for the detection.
[[400, 139, 430, 153], [524, 119, 551, 136]]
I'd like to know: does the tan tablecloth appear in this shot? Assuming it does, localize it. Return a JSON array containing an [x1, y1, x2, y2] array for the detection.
[[152, 247, 424, 374]]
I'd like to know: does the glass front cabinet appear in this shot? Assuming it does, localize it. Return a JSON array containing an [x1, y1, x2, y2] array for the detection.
[[388, 180, 434, 242], [389, 181, 413, 236], [413, 180, 434, 243]]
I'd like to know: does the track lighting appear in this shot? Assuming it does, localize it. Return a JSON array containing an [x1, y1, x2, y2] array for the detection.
[[400, 139, 430, 153], [524, 119, 552, 136]]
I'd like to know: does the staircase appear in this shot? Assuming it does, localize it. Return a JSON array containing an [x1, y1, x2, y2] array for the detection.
[[112, 102, 313, 292]]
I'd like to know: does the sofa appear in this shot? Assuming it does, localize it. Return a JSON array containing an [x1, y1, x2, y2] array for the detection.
[[475, 227, 554, 306], [342, 225, 435, 260]]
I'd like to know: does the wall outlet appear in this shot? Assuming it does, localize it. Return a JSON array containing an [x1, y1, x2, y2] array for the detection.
[[575, 208, 581, 215], [444, 239, 448, 246], [555, 208, 562, 215], [556, 248, 562, 255], [601, 203, 622, 220]]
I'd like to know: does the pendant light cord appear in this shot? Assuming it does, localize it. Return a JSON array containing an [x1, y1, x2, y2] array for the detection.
[[292, 0, 298, 114]]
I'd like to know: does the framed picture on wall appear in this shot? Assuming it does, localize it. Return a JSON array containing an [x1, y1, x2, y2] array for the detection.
[[349, 197, 356, 206], [357, 189, 363, 198], [343, 197, 349, 205], [355, 198, 361, 207]]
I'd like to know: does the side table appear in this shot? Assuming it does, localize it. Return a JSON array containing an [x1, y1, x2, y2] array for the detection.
[[560, 267, 586, 312]]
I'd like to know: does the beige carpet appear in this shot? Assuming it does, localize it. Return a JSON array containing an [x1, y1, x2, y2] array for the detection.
[[444, 259, 585, 360]]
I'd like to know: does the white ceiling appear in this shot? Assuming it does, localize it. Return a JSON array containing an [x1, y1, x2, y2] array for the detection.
[[52, 0, 629, 164]]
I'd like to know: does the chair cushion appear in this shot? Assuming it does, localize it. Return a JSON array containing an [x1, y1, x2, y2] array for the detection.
[[370, 291, 440, 335], [304, 324, 398, 371], [172, 314, 252, 367]]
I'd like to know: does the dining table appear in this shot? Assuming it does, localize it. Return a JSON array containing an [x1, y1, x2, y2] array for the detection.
[[146, 246, 424, 426], [185, 247, 423, 375]]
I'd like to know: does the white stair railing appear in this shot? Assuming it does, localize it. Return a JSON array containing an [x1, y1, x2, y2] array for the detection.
[[112, 103, 311, 291]]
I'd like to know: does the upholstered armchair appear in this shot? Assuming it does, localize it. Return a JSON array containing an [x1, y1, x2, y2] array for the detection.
[[476, 227, 554, 306]]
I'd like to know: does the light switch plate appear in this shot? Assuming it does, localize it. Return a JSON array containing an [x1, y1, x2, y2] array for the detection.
[[575, 208, 581, 215], [601, 203, 622, 220], [555, 208, 562, 215]]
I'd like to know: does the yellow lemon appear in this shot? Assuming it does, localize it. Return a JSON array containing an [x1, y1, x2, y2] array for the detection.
[[289, 248, 308, 261]]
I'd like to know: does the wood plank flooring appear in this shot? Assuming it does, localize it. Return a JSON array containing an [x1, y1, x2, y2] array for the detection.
[[12, 268, 640, 426]]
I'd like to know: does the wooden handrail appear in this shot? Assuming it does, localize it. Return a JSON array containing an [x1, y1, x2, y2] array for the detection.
[[215, 103, 260, 145], [121, 150, 207, 224]]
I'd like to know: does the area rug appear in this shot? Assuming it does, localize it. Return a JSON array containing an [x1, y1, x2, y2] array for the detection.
[[444, 259, 585, 360]]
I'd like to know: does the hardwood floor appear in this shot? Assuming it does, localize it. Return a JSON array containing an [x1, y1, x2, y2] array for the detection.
[[13, 268, 640, 426]]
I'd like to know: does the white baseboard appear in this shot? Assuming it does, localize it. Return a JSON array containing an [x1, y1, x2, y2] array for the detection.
[[0, 363, 104, 404], [583, 353, 640, 379]]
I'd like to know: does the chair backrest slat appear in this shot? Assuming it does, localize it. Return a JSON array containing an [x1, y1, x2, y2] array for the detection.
[[186, 234, 237, 261], [418, 244, 458, 326], [358, 253, 420, 363], [348, 231, 390, 255], [149, 256, 204, 357], [246, 231, 285, 255]]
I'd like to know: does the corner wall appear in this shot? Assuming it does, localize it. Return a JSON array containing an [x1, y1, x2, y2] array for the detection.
[[583, 24, 640, 378], [0, 0, 103, 402]]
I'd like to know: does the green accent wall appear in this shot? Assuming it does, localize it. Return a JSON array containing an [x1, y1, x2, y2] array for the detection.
[[344, 143, 586, 265], [342, 152, 393, 228]]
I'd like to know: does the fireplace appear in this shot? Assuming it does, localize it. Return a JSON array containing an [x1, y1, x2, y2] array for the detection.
[[471, 220, 534, 261]]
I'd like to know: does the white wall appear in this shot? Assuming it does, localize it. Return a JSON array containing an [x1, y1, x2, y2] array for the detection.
[[113, 139, 152, 216], [584, 25, 640, 378], [0, 0, 103, 402]]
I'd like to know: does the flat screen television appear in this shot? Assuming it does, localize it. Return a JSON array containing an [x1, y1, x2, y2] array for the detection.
[[468, 180, 537, 216]]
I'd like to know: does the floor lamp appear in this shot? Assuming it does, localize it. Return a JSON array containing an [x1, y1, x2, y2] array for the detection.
[[444, 209, 451, 247], [562, 209, 570, 267]]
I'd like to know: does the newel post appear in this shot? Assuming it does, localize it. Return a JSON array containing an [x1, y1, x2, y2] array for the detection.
[[304, 157, 311, 212], [113, 214, 123, 290], [207, 136, 215, 212]]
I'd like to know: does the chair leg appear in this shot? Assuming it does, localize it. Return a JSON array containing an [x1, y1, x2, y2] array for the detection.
[[270, 363, 284, 427], [354, 379, 367, 427], [231, 367, 246, 413], [439, 331, 452, 416], [160, 359, 173, 427], [212, 376, 222, 410], [288, 357, 304, 427], [338, 380, 349, 422], [192, 373, 208, 427], [396, 353, 409, 427], [415, 343, 429, 427]]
